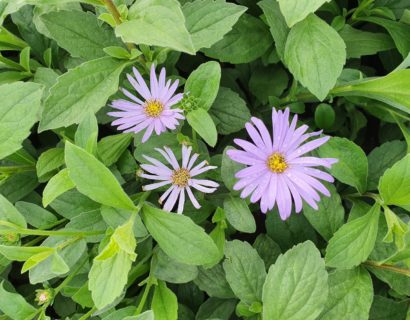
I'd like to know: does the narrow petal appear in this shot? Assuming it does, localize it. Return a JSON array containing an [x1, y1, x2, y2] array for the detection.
[[132, 67, 152, 100], [142, 155, 173, 172], [235, 164, 266, 179], [276, 175, 292, 220], [284, 176, 303, 213], [251, 117, 273, 151], [142, 180, 171, 191], [164, 146, 180, 170], [190, 183, 217, 193], [187, 153, 199, 170], [150, 64, 159, 99], [140, 164, 172, 176], [163, 187, 180, 212], [190, 165, 217, 177], [182, 145, 192, 168], [233, 138, 268, 160], [186, 186, 201, 209], [155, 147, 179, 169], [159, 185, 175, 204], [287, 136, 330, 160], [177, 188, 185, 214], [120, 88, 144, 105], [141, 124, 155, 143], [190, 179, 219, 188], [227, 150, 264, 166]]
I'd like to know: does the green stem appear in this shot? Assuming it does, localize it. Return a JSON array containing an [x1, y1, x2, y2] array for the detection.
[[102, 0, 136, 52], [364, 260, 410, 277], [54, 255, 88, 294], [0, 165, 35, 174], [0, 221, 105, 237], [78, 307, 97, 320], [134, 277, 155, 315]]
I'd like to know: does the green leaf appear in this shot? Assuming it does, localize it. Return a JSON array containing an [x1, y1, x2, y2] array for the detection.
[[336, 70, 410, 114], [98, 133, 133, 167], [314, 103, 335, 130], [303, 183, 344, 241], [116, 0, 195, 54], [253, 234, 282, 269], [89, 218, 136, 309], [186, 108, 217, 147], [75, 112, 98, 156], [0, 171, 38, 203], [358, 16, 410, 58], [15, 201, 58, 229], [40, 10, 122, 60], [318, 137, 368, 193], [101, 205, 147, 238], [184, 61, 221, 110], [367, 140, 406, 190], [379, 154, 410, 206], [221, 146, 245, 191], [22, 249, 55, 273], [318, 268, 373, 320], [0, 194, 27, 228], [262, 241, 328, 320], [223, 240, 266, 304], [39, 57, 128, 132], [64, 142, 136, 210], [152, 248, 198, 284], [43, 169, 75, 207], [209, 87, 251, 135], [202, 14, 271, 64], [133, 132, 180, 163], [141, 204, 220, 266], [0, 282, 37, 320], [0, 82, 42, 160], [152, 280, 178, 320], [284, 14, 346, 101], [277, 0, 331, 27], [258, 0, 289, 59], [183, 0, 246, 51], [369, 295, 408, 320], [339, 25, 395, 59], [36, 148, 65, 181], [196, 298, 237, 320], [0, 245, 53, 262], [194, 264, 235, 298], [325, 204, 380, 269], [223, 196, 256, 233]]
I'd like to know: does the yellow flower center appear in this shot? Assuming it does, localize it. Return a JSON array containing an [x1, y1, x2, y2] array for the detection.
[[267, 153, 288, 173], [144, 100, 164, 117], [172, 168, 190, 187]]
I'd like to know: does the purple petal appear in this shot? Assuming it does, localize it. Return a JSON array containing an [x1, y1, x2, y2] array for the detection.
[[177, 188, 185, 214], [163, 186, 180, 212]]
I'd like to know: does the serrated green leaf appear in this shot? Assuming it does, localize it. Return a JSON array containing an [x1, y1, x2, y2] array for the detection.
[[303, 183, 344, 241], [183, 0, 246, 51], [284, 14, 346, 101], [318, 137, 368, 193], [209, 87, 251, 135], [0, 82, 42, 160], [116, 0, 195, 54], [202, 14, 271, 64], [65, 142, 136, 210], [223, 240, 266, 304], [325, 204, 380, 269], [262, 241, 328, 320], [40, 10, 122, 60], [277, 0, 331, 27], [318, 268, 373, 320], [39, 57, 128, 131], [379, 154, 410, 206], [141, 204, 220, 266]]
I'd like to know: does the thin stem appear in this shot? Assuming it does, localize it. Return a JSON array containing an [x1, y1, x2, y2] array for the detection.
[[78, 307, 97, 320], [364, 260, 410, 277], [134, 277, 154, 315], [102, 0, 135, 52], [54, 255, 88, 294], [0, 165, 35, 174]]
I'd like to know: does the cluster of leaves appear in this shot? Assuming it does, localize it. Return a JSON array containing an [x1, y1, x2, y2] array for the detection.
[[1, 0, 410, 319]]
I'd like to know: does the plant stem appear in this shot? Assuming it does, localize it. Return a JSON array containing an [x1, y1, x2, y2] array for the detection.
[[102, 0, 135, 52], [364, 260, 410, 277], [78, 307, 97, 320], [54, 255, 88, 294], [134, 277, 155, 315]]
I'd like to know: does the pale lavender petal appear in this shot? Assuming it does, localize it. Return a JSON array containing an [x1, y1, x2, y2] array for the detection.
[[132, 67, 152, 100], [162, 80, 179, 103], [141, 124, 155, 143], [190, 179, 219, 188], [276, 175, 292, 220], [158, 67, 166, 91], [154, 119, 164, 135], [163, 186, 180, 212], [301, 167, 334, 183], [186, 186, 201, 209], [235, 164, 266, 179], [182, 145, 192, 168], [142, 155, 173, 172], [251, 117, 273, 151], [159, 185, 175, 204], [187, 153, 199, 170], [111, 99, 141, 111], [127, 73, 150, 101], [190, 165, 217, 177], [123, 118, 151, 133], [284, 176, 303, 213], [120, 88, 144, 105], [150, 64, 159, 99], [165, 93, 184, 108], [140, 164, 172, 176], [227, 150, 264, 166], [267, 175, 277, 211], [250, 175, 270, 203], [234, 138, 268, 160], [139, 173, 170, 181], [164, 146, 180, 169], [245, 123, 267, 151], [289, 156, 338, 168], [143, 180, 171, 191], [177, 188, 185, 214], [287, 136, 330, 160], [190, 182, 217, 193]]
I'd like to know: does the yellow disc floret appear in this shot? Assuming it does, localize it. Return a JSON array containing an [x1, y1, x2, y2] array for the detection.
[[144, 100, 164, 117], [172, 168, 191, 187], [267, 153, 288, 173]]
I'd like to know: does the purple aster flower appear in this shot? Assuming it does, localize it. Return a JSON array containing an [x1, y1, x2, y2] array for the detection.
[[108, 64, 185, 143], [139, 145, 219, 214], [227, 108, 338, 220]]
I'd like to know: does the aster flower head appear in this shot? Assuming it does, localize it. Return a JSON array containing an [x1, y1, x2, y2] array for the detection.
[[109, 64, 185, 143], [139, 145, 219, 214], [227, 108, 338, 220]]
